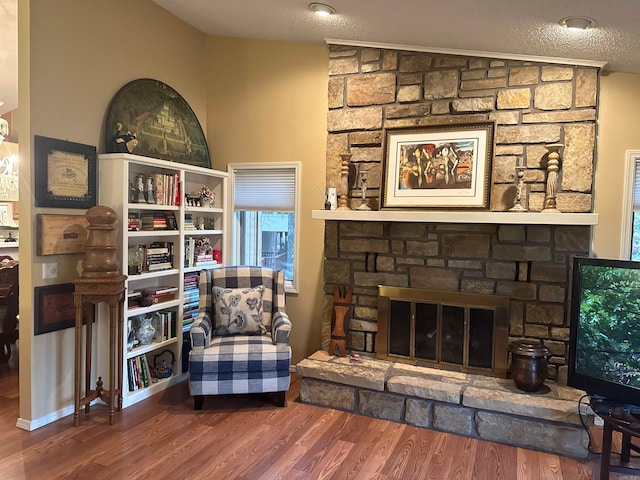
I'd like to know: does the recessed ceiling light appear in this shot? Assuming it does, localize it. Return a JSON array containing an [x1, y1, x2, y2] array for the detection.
[[309, 3, 335, 16], [559, 16, 596, 30]]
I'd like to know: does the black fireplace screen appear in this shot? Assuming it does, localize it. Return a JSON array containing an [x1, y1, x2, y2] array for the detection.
[[379, 286, 509, 377]]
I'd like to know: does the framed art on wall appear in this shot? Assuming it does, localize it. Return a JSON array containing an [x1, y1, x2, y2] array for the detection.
[[34, 135, 97, 209], [34, 283, 92, 335], [104, 78, 211, 168], [382, 122, 495, 209], [36, 214, 90, 255]]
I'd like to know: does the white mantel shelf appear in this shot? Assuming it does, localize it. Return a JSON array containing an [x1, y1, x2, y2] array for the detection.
[[311, 209, 598, 226]]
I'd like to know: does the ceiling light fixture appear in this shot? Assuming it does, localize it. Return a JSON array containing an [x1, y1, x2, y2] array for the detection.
[[309, 3, 335, 16], [559, 16, 596, 30]]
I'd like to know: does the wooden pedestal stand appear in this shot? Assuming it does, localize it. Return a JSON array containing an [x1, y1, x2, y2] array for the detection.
[[328, 286, 352, 357], [73, 275, 126, 426], [73, 205, 125, 426]]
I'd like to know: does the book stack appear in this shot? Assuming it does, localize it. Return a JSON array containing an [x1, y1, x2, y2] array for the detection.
[[128, 212, 140, 231], [127, 354, 152, 391], [183, 271, 200, 330], [184, 213, 196, 231], [141, 212, 167, 231], [144, 242, 174, 272]]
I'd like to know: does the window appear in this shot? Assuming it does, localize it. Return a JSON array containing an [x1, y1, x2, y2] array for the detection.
[[228, 163, 300, 293], [622, 151, 640, 260]]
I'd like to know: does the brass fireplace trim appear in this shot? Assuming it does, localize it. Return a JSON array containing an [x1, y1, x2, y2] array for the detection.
[[376, 285, 510, 377]]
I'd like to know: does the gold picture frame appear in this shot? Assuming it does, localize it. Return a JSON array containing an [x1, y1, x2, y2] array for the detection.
[[382, 122, 495, 209]]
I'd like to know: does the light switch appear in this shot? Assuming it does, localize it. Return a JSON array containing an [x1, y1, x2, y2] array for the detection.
[[42, 262, 58, 279]]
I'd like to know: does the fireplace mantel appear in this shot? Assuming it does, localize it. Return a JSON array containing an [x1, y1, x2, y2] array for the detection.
[[312, 209, 598, 225]]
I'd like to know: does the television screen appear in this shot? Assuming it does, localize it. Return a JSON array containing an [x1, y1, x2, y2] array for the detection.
[[568, 257, 640, 407]]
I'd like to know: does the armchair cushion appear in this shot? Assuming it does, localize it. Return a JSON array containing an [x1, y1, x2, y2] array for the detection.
[[212, 285, 267, 336], [189, 335, 291, 395]]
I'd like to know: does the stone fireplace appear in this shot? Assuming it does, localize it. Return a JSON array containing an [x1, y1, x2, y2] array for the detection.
[[319, 43, 599, 385], [297, 44, 600, 459]]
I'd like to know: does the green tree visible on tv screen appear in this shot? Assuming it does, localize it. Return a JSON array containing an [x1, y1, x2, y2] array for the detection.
[[577, 266, 640, 387]]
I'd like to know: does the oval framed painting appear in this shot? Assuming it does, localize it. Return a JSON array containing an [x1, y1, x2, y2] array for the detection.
[[105, 78, 211, 168]]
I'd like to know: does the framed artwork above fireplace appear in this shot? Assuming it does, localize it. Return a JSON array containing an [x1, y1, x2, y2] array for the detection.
[[382, 122, 494, 209]]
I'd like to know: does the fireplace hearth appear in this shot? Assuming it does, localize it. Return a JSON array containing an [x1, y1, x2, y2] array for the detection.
[[376, 286, 509, 377]]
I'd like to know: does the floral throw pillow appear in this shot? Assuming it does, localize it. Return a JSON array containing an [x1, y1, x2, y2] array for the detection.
[[212, 285, 266, 336]]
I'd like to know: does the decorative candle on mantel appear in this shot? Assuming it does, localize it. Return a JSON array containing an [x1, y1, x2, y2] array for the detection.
[[542, 143, 563, 213], [509, 166, 528, 212], [337, 152, 352, 210]]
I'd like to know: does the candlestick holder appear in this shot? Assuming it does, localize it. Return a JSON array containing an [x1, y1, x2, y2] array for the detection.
[[542, 143, 563, 213], [337, 153, 352, 210], [356, 171, 371, 211], [509, 166, 528, 212]]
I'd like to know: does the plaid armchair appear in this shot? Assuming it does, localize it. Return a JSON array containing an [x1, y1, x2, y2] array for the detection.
[[188, 266, 292, 409]]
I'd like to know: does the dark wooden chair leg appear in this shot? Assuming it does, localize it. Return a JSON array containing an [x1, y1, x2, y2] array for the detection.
[[194, 395, 204, 410], [274, 391, 286, 407]]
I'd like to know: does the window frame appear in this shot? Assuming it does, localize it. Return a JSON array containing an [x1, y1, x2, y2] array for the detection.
[[621, 150, 640, 259], [227, 162, 301, 294]]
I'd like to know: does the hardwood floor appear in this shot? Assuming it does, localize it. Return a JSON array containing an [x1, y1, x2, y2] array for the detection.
[[0, 357, 615, 479]]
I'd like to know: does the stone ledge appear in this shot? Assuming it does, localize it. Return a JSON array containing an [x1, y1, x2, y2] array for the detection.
[[296, 352, 392, 391], [297, 351, 591, 459]]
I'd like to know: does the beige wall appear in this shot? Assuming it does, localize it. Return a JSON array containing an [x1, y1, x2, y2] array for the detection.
[[204, 36, 327, 364], [21, 0, 206, 424], [593, 72, 640, 259]]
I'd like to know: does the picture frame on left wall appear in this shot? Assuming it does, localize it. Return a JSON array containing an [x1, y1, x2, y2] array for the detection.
[[34, 283, 93, 335], [34, 135, 97, 209]]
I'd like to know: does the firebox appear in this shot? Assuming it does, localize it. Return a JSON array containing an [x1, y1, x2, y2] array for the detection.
[[376, 286, 510, 377]]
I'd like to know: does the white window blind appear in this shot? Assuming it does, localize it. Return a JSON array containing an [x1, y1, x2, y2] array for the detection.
[[634, 157, 640, 210], [233, 167, 296, 212]]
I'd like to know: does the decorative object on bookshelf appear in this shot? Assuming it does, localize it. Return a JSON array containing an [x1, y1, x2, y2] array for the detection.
[[197, 185, 216, 207], [139, 285, 178, 307], [36, 214, 90, 255], [134, 313, 158, 346], [34, 135, 97, 209], [105, 78, 211, 168], [151, 349, 174, 379]]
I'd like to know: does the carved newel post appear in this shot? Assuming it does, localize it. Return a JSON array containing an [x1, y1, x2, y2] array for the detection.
[[82, 205, 120, 277], [542, 143, 563, 213], [337, 152, 352, 210], [73, 205, 126, 426]]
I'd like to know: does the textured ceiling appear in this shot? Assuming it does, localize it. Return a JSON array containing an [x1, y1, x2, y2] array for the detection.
[[152, 0, 640, 73], [3, 1, 640, 115]]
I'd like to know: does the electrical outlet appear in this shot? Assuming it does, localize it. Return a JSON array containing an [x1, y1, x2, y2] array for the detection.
[[42, 262, 58, 279]]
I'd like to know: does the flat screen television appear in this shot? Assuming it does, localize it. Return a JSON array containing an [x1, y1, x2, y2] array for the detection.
[[568, 256, 640, 407]]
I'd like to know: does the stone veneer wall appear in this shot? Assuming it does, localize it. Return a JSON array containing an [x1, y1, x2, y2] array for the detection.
[[325, 45, 598, 211], [322, 45, 600, 384], [323, 222, 590, 383]]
